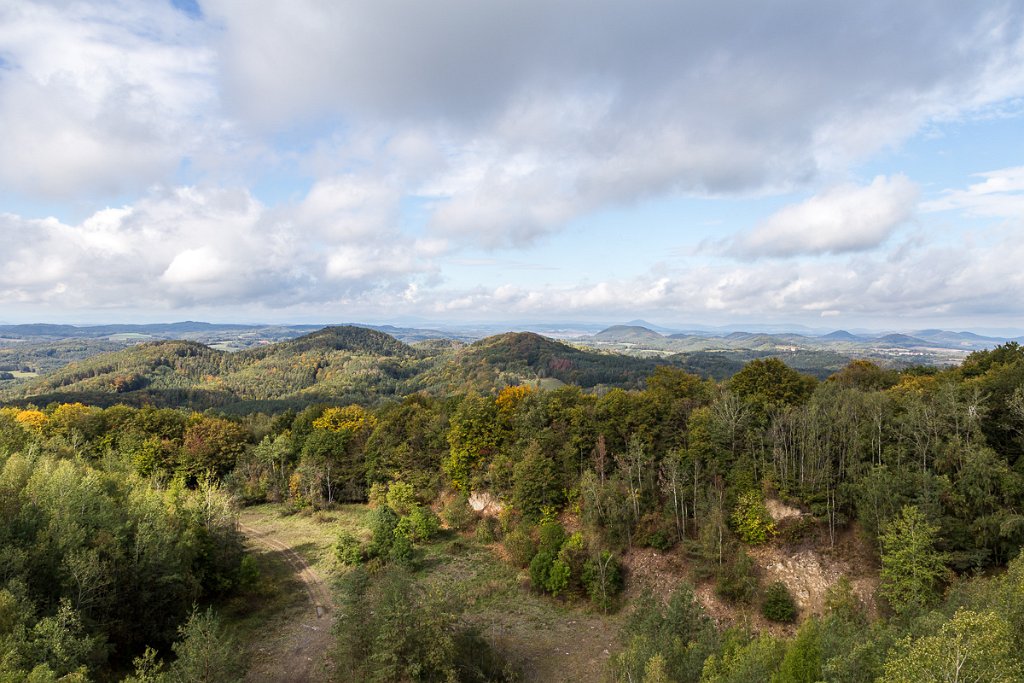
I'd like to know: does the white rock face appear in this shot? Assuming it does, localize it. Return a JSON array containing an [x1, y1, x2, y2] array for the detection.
[[468, 491, 502, 516]]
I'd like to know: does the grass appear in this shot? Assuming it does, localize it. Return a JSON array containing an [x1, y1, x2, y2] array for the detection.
[[228, 503, 623, 682]]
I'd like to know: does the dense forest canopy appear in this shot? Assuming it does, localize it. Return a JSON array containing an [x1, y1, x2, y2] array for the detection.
[[2, 328, 1024, 681]]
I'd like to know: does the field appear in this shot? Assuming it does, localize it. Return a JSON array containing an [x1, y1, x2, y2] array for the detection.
[[228, 503, 623, 682]]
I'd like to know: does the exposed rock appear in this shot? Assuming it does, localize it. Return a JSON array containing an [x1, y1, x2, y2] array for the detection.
[[765, 498, 804, 522], [469, 491, 503, 516]]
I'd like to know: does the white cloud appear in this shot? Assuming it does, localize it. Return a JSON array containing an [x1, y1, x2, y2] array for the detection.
[[0, 1, 220, 198], [922, 166, 1024, 217], [0, 185, 432, 310], [730, 175, 920, 258], [200, 1, 1024, 246]]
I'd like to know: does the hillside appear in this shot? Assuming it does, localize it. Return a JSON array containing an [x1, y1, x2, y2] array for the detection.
[[591, 325, 665, 343], [413, 331, 665, 393], [8, 327, 677, 410], [9, 326, 432, 410]]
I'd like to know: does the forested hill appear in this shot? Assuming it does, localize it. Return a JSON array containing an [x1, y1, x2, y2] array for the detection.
[[9, 326, 421, 409], [410, 331, 667, 394], [6, 327, 678, 410]]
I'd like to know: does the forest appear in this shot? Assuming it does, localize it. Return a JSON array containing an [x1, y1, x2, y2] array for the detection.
[[2, 327, 1024, 681]]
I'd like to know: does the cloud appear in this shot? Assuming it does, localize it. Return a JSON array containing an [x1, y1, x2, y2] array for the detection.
[[729, 175, 919, 258], [0, 184, 432, 310], [201, 1, 1024, 245], [0, 1, 221, 199], [922, 166, 1024, 217], [393, 233, 1024, 325]]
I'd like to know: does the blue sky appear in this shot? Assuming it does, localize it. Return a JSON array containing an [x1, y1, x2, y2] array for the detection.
[[1, 1, 1023, 331]]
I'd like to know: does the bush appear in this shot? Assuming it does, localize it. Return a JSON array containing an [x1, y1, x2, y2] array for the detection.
[[529, 550, 556, 591], [336, 531, 364, 566], [582, 551, 623, 613], [538, 520, 566, 555], [504, 528, 537, 568], [368, 506, 400, 558], [442, 492, 476, 531], [475, 517, 498, 544], [386, 481, 418, 516], [636, 512, 674, 551], [406, 505, 441, 542], [545, 558, 571, 597], [762, 581, 797, 623], [731, 490, 776, 545], [716, 551, 759, 604]]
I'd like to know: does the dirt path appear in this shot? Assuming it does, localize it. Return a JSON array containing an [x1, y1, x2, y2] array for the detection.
[[239, 521, 336, 683]]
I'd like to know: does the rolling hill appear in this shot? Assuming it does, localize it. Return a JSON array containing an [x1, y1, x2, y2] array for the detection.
[[5, 327, 678, 411]]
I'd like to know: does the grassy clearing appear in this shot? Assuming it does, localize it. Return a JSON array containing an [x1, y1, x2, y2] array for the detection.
[[238, 503, 373, 577], [229, 503, 622, 682], [418, 533, 622, 682]]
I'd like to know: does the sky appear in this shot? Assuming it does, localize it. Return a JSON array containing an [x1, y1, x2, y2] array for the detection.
[[1, 1, 1023, 332]]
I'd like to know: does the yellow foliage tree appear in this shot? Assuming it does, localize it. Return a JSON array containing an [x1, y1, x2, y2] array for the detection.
[[495, 385, 534, 413], [15, 409, 47, 434], [312, 405, 378, 435]]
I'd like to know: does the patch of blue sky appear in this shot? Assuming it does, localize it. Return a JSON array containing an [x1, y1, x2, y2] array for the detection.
[[860, 114, 1024, 194], [170, 0, 202, 20], [437, 192, 800, 292]]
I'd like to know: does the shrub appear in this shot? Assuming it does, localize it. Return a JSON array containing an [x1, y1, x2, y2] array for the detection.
[[368, 506, 400, 558], [716, 551, 759, 604], [389, 531, 415, 568], [386, 481, 418, 516], [367, 482, 388, 508], [442, 492, 475, 531], [336, 531, 364, 566], [504, 528, 536, 568], [406, 505, 441, 542], [475, 517, 498, 544], [538, 520, 566, 555], [762, 581, 797, 623], [529, 550, 556, 591], [637, 512, 674, 551], [545, 558, 571, 597], [731, 490, 776, 545], [582, 551, 623, 613]]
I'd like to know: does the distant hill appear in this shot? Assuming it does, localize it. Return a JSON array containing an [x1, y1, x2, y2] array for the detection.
[[415, 331, 664, 392], [873, 333, 931, 347], [7, 327, 674, 410], [249, 325, 415, 357], [10, 326, 434, 411], [592, 325, 664, 343], [821, 330, 863, 342]]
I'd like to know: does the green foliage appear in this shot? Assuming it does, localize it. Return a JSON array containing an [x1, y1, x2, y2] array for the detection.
[[334, 567, 516, 682], [368, 506, 400, 559], [511, 440, 560, 522], [404, 505, 441, 542], [729, 358, 816, 408], [384, 480, 417, 516], [537, 519, 566, 555], [879, 505, 948, 615], [881, 608, 1022, 683], [772, 618, 821, 683], [545, 558, 571, 597], [582, 551, 623, 613], [441, 492, 475, 532], [336, 530, 364, 566], [528, 550, 556, 592], [730, 490, 776, 545], [715, 551, 759, 605], [503, 528, 536, 568], [761, 582, 797, 623], [165, 607, 242, 683], [700, 632, 785, 683], [444, 395, 499, 490], [613, 584, 718, 683]]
